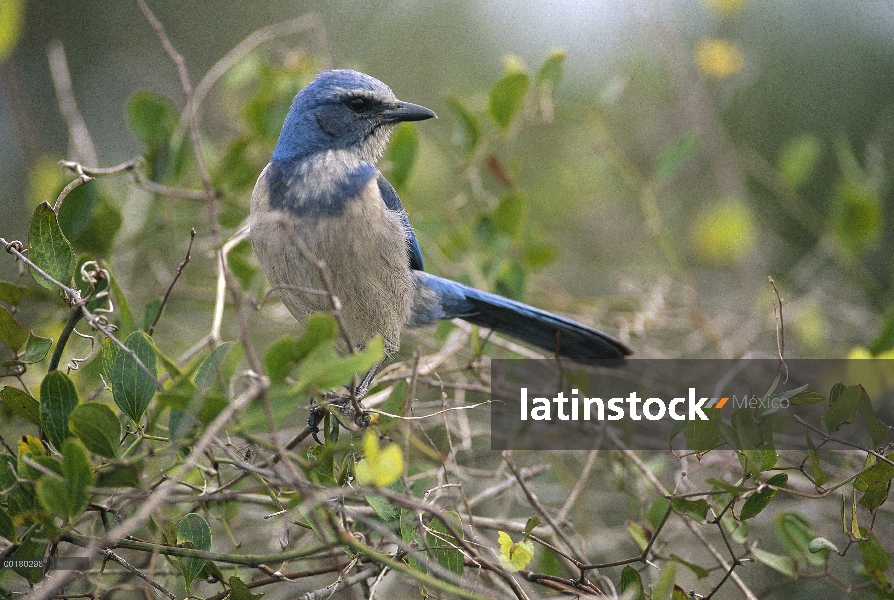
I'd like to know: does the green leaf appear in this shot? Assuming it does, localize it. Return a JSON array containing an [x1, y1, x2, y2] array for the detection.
[[790, 390, 825, 405], [263, 314, 339, 384], [626, 521, 651, 551], [107, 269, 134, 336], [366, 492, 400, 524], [138, 299, 162, 333], [226, 239, 257, 289], [492, 191, 528, 239], [858, 481, 890, 512], [651, 561, 676, 600], [1, 386, 40, 426], [69, 402, 122, 459], [0, 280, 29, 307], [108, 331, 157, 423], [669, 553, 710, 579], [536, 49, 565, 88], [384, 123, 418, 190], [524, 516, 541, 539], [619, 565, 645, 600], [17, 435, 48, 480], [176, 512, 212, 591], [428, 512, 464, 576], [808, 536, 839, 555], [20, 333, 52, 364], [0, 453, 39, 523], [36, 438, 93, 522], [39, 370, 80, 451], [69, 197, 123, 256], [752, 547, 795, 577], [228, 576, 264, 600], [295, 336, 384, 393], [127, 90, 178, 147], [854, 455, 894, 491], [28, 202, 76, 291], [805, 432, 828, 487], [823, 384, 867, 434], [0, 506, 14, 542], [777, 134, 822, 189], [740, 473, 787, 520], [10, 533, 46, 584], [194, 341, 236, 392], [96, 464, 141, 488], [776, 512, 823, 565], [858, 529, 889, 583], [671, 497, 709, 523], [654, 135, 697, 183], [488, 72, 530, 131], [497, 530, 533, 573], [0, 305, 29, 353], [445, 96, 481, 153], [684, 409, 721, 452], [856, 393, 890, 449]]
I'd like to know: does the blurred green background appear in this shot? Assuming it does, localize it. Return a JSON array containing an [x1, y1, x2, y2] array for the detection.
[[2, 0, 894, 358]]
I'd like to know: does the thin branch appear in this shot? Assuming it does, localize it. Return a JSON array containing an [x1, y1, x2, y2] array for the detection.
[[502, 451, 586, 564], [29, 378, 267, 600], [148, 228, 196, 336], [172, 13, 328, 147], [98, 549, 176, 600], [48, 41, 98, 166]]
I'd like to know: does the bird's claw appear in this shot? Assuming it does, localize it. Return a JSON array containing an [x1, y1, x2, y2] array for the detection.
[[307, 392, 371, 445]]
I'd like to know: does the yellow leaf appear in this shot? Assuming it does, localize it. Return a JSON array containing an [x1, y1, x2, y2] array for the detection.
[[355, 431, 404, 486]]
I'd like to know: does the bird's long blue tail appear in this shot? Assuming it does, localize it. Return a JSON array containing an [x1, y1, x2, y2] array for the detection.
[[410, 272, 631, 360]]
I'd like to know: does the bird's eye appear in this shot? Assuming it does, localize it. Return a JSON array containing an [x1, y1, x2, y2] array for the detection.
[[346, 97, 368, 112]]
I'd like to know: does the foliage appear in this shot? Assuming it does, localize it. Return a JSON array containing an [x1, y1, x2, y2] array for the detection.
[[0, 9, 892, 600]]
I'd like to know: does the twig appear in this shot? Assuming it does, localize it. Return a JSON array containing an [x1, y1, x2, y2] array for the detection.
[[606, 429, 759, 600], [29, 378, 267, 600], [53, 174, 93, 212], [502, 451, 586, 564], [172, 13, 328, 148], [298, 566, 379, 600], [212, 226, 250, 344], [99, 549, 176, 600], [48, 308, 83, 372], [134, 0, 218, 254], [1, 236, 160, 389], [148, 228, 195, 336], [768, 276, 785, 365], [48, 41, 98, 166]]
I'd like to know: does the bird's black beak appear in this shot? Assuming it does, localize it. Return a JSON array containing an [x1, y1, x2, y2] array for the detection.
[[383, 101, 437, 123]]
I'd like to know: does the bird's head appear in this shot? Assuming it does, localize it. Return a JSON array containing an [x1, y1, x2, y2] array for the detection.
[[271, 69, 436, 163]]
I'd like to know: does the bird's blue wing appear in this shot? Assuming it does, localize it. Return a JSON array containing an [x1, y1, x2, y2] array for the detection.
[[376, 172, 424, 271]]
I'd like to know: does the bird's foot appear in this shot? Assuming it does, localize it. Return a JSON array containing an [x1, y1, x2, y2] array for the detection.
[[308, 391, 371, 444]]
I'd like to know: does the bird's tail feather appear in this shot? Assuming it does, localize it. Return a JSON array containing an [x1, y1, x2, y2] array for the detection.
[[411, 272, 631, 360]]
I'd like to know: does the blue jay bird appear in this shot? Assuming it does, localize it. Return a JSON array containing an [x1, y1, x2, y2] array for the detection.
[[250, 70, 630, 433]]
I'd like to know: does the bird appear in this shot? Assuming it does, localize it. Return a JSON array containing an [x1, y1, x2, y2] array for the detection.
[[249, 69, 630, 435]]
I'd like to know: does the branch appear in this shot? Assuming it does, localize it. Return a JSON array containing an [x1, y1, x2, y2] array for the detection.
[[148, 227, 195, 336]]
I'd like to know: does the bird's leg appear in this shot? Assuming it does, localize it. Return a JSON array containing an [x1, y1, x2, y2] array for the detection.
[[308, 358, 386, 444]]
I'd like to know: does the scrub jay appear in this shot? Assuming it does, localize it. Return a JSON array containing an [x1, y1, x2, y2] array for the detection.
[[250, 70, 630, 432]]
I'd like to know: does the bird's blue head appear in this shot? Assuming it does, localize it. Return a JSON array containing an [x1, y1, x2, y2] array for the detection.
[[270, 69, 436, 163]]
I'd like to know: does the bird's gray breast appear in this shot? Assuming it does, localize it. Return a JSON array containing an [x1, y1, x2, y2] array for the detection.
[[250, 160, 414, 353]]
